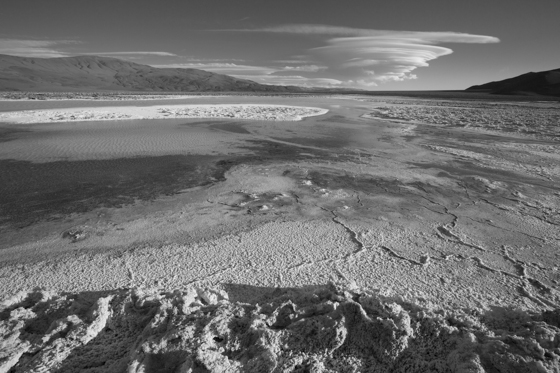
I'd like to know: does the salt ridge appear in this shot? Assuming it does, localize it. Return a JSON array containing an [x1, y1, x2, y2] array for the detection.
[[2, 283, 559, 372]]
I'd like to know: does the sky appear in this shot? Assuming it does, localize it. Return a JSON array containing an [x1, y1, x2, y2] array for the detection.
[[1, 0, 559, 90]]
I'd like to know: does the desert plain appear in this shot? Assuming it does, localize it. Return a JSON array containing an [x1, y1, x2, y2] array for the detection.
[[1, 93, 560, 372]]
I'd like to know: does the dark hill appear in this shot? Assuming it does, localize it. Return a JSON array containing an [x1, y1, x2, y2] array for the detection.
[[0, 54, 303, 92], [466, 68, 560, 97]]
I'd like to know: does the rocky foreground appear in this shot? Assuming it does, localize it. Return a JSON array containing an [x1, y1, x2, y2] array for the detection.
[[1, 283, 559, 373]]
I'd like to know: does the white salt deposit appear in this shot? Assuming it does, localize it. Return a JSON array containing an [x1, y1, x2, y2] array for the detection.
[[2, 283, 559, 372], [0, 104, 328, 124]]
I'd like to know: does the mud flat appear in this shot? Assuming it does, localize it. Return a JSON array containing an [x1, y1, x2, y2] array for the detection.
[[1, 94, 560, 372]]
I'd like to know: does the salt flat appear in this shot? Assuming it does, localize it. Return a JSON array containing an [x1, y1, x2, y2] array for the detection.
[[1, 94, 560, 372], [0, 103, 328, 124]]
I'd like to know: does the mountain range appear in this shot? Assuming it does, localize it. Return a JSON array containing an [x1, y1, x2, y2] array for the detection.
[[0, 54, 304, 92], [466, 68, 560, 97], [1, 54, 559, 96]]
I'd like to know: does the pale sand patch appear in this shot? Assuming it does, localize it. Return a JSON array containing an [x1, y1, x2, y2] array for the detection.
[[0, 117, 247, 162], [0, 104, 328, 124], [0, 104, 329, 162]]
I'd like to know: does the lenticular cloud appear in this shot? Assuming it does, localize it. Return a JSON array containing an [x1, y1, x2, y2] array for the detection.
[[255, 24, 500, 44], [312, 36, 457, 85], [250, 24, 500, 87]]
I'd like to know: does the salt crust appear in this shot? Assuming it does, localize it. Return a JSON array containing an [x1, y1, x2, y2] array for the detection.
[[0, 104, 329, 124], [363, 100, 560, 140], [1, 283, 559, 372]]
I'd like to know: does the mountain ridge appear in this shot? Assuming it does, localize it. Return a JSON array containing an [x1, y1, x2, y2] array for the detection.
[[466, 68, 560, 97], [0, 54, 305, 92]]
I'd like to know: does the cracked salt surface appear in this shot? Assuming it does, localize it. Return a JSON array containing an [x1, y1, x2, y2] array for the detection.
[[363, 99, 560, 141], [1, 94, 560, 371]]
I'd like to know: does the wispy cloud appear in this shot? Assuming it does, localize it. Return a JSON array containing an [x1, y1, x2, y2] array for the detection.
[[234, 74, 343, 87], [154, 61, 339, 87], [153, 62, 278, 76], [224, 24, 500, 87], [246, 24, 500, 43], [0, 38, 79, 58], [180, 58, 246, 62], [0, 40, 178, 60], [281, 65, 326, 72], [274, 59, 311, 64], [274, 55, 310, 63], [85, 51, 177, 57]]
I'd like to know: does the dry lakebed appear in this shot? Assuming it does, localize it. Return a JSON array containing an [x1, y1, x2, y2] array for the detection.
[[1, 93, 560, 372]]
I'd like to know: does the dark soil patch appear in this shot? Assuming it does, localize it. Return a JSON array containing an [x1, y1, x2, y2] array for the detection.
[[0, 155, 231, 228], [0, 126, 30, 143], [270, 135, 348, 149], [307, 170, 406, 195], [0, 139, 358, 230], [410, 161, 552, 189], [209, 121, 251, 134]]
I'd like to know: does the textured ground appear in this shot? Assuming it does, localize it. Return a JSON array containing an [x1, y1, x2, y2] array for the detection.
[[0, 94, 559, 372], [3, 283, 560, 373], [363, 99, 560, 141], [0, 104, 327, 124]]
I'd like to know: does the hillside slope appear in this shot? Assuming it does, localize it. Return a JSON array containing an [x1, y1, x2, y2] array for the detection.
[[0, 54, 302, 92], [466, 68, 560, 97]]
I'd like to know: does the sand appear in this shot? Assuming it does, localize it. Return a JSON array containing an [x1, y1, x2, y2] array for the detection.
[[1, 94, 560, 372]]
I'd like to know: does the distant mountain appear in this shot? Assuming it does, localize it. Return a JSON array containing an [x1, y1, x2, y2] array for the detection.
[[466, 68, 560, 97], [0, 54, 305, 92]]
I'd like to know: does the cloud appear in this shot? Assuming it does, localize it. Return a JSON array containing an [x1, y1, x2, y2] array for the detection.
[[281, 65, 326, 72], [274, 59, 311, 64], [247, 24, 500, 44], [86, 51, 177, 57], [0, 40, 177, 60], [153, 62, 333, 85], [233, 74, 343, 87], [310, 36, 457, 84], [0, 38, 78, 58], [229, 24, 500, 87], [180, 58, 246, 62], [153, 62, 278, 76]]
